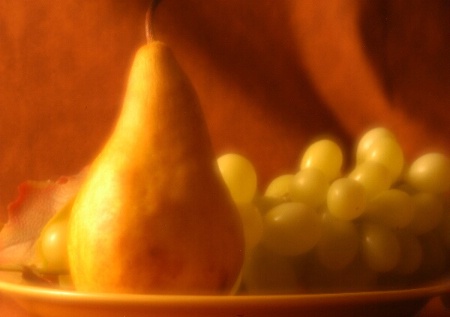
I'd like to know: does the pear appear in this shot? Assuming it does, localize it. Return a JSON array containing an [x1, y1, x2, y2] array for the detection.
[[67, 42, 244, 294]]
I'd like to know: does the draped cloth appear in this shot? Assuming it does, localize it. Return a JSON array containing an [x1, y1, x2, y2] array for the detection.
[[0, 0, 449, 210]]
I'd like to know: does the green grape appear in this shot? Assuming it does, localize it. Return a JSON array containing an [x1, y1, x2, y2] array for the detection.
[[364, 189, 414, 229], [290, 168, 328, 208], [304, 255, 377, 293], [327, 178, 367, 221], [365, 137, 404, 182], [39, 220, 69, 273], [58, 274, 74, 290], [217, 153, 257, 204], [314, 212, 359, 271], [395, 231, 423, 275], [254, 195, 283, 214], [438, 211, 450, 249], [264, 174, 295, 199], [361, 222, 400, 273], [356, 127, 395, 163], [237, 203, 264, 251], [300, 139, 343, 181], [242, 245, 301, 294], [349, 161, 392, 199], [407, 192, 444, 235], [35, 198, 73, 273], [262, 202, 322, 256], [406, 152, 450, 193], [418, 232, 448, 280]]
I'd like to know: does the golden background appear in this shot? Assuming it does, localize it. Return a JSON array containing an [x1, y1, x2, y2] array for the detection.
[[0, 0, 449, 220]]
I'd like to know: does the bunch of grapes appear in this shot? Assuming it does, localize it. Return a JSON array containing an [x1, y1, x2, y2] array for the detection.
[[217, 127, 450, 294]]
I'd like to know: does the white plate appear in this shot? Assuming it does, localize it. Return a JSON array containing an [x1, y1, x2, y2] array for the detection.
[[0, 272, 450, 317]]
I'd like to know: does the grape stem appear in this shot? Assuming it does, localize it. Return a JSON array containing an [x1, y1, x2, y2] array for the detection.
[[146, 0, 163, 43]]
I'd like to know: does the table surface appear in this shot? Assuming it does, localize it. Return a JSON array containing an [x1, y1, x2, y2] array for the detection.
[[1, 294, 450, 317]]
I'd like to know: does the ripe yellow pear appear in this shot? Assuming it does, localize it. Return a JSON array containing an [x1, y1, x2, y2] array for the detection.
[[68, 41, 244, 294]]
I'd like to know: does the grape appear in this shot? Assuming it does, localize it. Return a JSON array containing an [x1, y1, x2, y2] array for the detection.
[[304, 256, 377, 293], [38, 220, 69, 273], [438, 211, 450, 249], [315, 212, 359, 270], [349, 161, 392, 199], [300, 139, 343, 181], [361, 222, 400, 272], [290, 168, 328, 208], [395, 231, 423, 275], [365, 137, 404, 182], [356, 127, 395, 163], [254, 195, 283, 214], [216, 127, 450, 294], [217, 153, 257, 204], [237, 204, 264, 251], [58, 274, 74, 290], [418, 232, 448, 280], [406, 153, 450, 193], [364, 189, 414, 229], [264, 174, 295, 199], [327, 178, 366, 221], [407, 192, 444, 235], [242, 245, 301, 294], [356, 127, 394, 164], [262, 202, 322, 256]]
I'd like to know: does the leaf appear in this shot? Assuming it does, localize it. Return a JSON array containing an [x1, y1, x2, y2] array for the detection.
[[0, 168, 87, 270]]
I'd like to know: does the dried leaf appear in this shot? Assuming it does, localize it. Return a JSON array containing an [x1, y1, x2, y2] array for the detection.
[[0, 169, 86, 270]]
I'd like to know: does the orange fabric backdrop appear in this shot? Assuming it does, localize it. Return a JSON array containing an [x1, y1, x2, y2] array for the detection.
[[0, 0, 449, 220]]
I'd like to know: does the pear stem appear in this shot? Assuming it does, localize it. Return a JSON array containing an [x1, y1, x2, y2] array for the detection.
[[146, 0, 163, 43]]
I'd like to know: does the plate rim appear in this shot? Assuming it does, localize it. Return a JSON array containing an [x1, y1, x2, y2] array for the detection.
[[1, 271, 450, 307]]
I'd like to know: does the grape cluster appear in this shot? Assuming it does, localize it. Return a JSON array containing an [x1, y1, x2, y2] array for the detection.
[[217, 127, 450, 294]]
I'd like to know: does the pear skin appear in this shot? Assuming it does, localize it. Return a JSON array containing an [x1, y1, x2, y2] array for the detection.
[[68, 42, 244, 294]]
